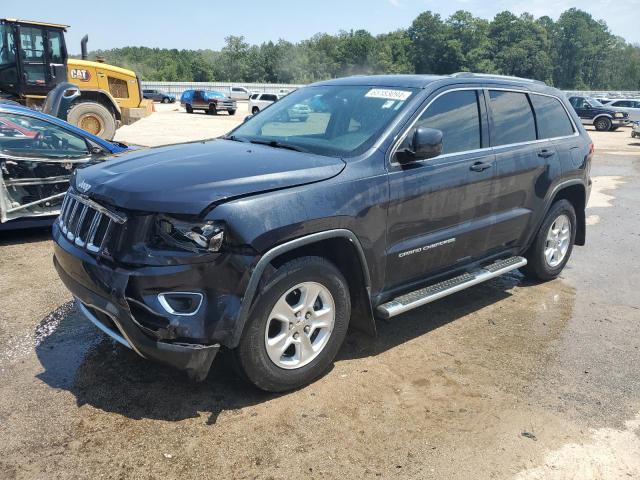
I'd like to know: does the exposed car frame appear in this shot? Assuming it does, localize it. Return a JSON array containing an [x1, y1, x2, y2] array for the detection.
[[0, 103, 130, 230]]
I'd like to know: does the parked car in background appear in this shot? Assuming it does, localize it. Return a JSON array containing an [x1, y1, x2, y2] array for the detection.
[[603, 99, 640, 122], [248, 93, 279, 114], [568, 96, 630, 131], [228, 87, 253, 101], [0, 103, 130, 230], [142, 89, 176, 103], [632, 121, 640, 139], [286, 103, 311, 121], [53, 73, 592, 391], [180, 90, 237, 115]]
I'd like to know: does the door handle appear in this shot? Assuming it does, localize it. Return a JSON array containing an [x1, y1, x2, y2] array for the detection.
[[469, 161, 493, 172], [538, 149, 555, 158]]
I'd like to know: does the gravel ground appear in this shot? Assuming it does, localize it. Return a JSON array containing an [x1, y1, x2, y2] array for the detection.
[[0, 109, 639, 479]]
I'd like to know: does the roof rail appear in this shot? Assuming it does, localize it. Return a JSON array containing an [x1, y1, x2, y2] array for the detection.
[[450, 72, 546, 86]]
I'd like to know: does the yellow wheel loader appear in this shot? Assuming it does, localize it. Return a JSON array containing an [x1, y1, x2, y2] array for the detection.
[[0, 18, 152, 139]]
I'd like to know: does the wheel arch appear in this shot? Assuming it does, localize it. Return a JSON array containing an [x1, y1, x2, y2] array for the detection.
[[549, 182, 587, 246], [230, 229, 376, 348], [592, 113, 613, 123]]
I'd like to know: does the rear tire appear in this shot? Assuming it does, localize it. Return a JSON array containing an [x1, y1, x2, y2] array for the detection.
[[522, 199, 576, 282], [234, 256, 351, 392], [67, 101, 116, 140], [162, 97, 169, 104], [594, 117, 612, 131]]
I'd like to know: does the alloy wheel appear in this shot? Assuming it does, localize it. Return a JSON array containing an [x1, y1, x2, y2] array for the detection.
[[544, 214, 571, 268], [264, 282, 335, 369]]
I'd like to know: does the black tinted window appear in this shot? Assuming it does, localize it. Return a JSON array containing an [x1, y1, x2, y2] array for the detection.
[[262, 94, 277, 102], [415, 90, 481, 155], [489, 91, 536, 146], [530, 94, 574, 139]]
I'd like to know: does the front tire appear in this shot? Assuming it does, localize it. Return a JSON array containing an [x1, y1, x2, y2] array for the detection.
[[67, 101, 116, 140], [522, 200, 576, 281], [228, 109, 236, 115], [594, 117, 612, 131], [185, 104, 193, 113], [234, 256, 351, 392], [162, 97, 169, 104], [252, 106, 259, 114]]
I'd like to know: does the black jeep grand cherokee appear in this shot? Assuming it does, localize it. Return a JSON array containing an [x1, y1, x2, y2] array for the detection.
[[53, 73, 592, 391]]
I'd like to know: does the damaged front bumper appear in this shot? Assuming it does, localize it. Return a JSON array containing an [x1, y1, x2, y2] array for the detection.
[[51, 224, 239, 381]]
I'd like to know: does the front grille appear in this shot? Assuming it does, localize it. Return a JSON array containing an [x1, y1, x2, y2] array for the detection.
[[218, 99, 236, 109], [58, 191, 126, 254]]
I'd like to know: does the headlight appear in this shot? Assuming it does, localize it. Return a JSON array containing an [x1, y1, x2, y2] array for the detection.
[[156, 216, 224, 253], [614, 112, 624, 118]]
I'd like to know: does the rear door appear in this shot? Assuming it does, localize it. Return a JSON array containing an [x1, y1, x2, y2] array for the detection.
[[488, 89, 575, 251], [192, 90, 206, 109], [385, 87, 497, 290]]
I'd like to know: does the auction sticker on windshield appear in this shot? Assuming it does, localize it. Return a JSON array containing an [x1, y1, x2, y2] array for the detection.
[[365, 89, 412, 101]]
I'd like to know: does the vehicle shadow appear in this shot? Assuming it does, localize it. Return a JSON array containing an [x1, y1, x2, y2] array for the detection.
[[339, 273, 519, 361], [0, 226, 51, 247], [35, 274, 522, 423]]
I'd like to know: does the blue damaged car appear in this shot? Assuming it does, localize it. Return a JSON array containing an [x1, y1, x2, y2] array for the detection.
[[0, 103, 130, 230]]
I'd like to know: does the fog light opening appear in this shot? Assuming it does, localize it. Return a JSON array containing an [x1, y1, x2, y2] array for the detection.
[[158, 292, 203, 316]]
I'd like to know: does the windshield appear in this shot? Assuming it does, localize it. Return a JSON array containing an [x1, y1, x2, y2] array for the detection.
[[228, 85, 417, 157], [587, 97, 604, 107]]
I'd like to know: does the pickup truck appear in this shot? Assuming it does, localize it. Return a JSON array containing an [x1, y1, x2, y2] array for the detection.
[[568, 95, 629, 131]]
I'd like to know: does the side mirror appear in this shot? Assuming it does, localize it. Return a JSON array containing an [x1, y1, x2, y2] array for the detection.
[[398, 127, 443, 162], [244, 114, 253, 123]]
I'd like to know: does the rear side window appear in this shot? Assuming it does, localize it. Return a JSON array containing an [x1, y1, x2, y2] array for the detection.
[[489, 91, 536, 146], [262, 94, 277, 102], [415, 90, 482, 155], [530, 94, 575, 139]]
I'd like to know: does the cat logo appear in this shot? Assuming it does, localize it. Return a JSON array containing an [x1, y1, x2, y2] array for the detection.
[[70, 69, 91, 82]]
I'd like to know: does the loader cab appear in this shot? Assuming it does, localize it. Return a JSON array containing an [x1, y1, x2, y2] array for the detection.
[[0, 19, 68, 99]]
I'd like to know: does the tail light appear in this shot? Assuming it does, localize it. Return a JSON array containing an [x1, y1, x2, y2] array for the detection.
[[589, 143, 595, 155]]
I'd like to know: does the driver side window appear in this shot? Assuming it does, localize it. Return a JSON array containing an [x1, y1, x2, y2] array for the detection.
[[0, 112, 89, 157]]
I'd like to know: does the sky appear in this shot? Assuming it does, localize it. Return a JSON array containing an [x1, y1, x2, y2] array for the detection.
[[5, 0, 640, 53]]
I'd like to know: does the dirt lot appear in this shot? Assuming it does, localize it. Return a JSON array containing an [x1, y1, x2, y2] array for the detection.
[[1, 108, 639, 479]]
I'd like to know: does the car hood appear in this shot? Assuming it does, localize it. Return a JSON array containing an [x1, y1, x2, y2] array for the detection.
[[73, 139, 345, 215]]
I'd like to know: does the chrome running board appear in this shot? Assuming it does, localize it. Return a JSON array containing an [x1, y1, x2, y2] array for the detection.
[[377, 256, 527, 319]]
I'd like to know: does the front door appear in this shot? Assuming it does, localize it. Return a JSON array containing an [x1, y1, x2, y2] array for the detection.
[[385, 88, 497, 291], [15, 25, 66, 96]]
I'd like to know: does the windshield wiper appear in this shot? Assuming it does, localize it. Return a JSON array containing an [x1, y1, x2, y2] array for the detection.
[[248, 139, 308, 153], [224, 134, 249, 143]]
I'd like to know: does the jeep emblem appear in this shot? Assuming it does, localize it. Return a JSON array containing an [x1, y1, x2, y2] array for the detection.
[[77, 180, 91, 192]]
